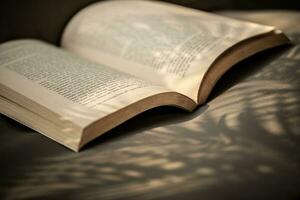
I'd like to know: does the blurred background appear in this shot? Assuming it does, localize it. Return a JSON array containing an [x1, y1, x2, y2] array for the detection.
[[1, 1, 300, 200], [0, 0, 299, 44]]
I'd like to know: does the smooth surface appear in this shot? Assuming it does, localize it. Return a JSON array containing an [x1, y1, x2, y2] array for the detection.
[[1, 10, 300, 200]]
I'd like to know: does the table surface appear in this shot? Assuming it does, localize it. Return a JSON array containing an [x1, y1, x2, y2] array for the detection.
[[1, 11, 300, 200]]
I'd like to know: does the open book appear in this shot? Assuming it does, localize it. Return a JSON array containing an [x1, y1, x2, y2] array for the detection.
[[0, 0, 290, 151]]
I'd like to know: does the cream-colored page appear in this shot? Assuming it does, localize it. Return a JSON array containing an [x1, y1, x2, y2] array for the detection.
[[0, 39, 170, 128], [62, 0, 275, 102]]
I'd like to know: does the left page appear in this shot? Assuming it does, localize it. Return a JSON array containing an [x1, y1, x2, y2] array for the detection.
[[0, 39, 178, 150]]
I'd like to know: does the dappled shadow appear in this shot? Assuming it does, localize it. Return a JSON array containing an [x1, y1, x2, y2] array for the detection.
[[83, 104, 208, 150], [1, 11, 300, 200], [1, 32, 300, 200], [207, 44, 291, 101]]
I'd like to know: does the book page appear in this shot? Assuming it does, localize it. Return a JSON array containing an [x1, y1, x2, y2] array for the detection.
[[61, 0, 275, 102], [0, 39, 172, 129]]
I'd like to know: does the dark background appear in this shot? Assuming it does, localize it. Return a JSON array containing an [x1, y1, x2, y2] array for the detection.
[[0, 0, 300, 45], [1, 1, 300, 200]]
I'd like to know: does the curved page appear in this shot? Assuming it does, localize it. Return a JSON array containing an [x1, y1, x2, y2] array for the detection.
[[62, 0, 276, 102], [0, 40, 195, 151]]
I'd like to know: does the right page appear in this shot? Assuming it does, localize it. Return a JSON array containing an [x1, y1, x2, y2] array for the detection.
[[61, 0, 287, 103]]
